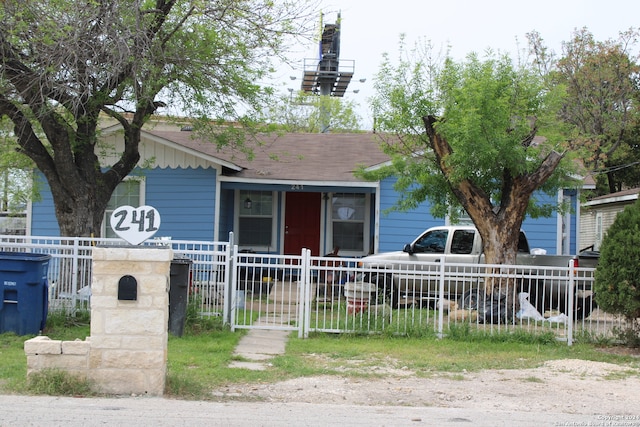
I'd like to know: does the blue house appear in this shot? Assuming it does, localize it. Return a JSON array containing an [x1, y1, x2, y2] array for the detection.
[[28, 121, 592, 257]]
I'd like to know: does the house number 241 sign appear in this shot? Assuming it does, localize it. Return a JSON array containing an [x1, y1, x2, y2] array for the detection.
[[110, 205, 161, 245]]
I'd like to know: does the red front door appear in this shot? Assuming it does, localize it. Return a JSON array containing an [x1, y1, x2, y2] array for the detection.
[[284, 192, 321, 255]]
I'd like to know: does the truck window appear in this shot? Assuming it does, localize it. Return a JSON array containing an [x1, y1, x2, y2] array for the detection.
[[451, 230, 475, 254], [414, 229, 448, 253]]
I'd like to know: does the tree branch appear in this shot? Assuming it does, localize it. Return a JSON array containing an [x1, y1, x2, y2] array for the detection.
[[423, 115, 495, 221]]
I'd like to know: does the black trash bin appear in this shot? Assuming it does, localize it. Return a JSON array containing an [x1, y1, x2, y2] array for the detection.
[[168, 257, 192, 337], [0, 251, 51, 335]]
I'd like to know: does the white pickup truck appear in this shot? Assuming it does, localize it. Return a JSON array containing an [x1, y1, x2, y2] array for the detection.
[[358, 225, 599, 319]]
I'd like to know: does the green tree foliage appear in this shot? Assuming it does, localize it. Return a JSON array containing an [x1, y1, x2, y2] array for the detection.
[[594, 199, 640, 341], [364, 40, 576, 268], [0, 0, 316, 236], [528, 28, 640, 194], [603, 124, 640, 192], [263, 91, 362, 132]]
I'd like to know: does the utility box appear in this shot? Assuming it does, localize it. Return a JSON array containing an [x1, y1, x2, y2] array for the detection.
[[0, 252, 51, 335]]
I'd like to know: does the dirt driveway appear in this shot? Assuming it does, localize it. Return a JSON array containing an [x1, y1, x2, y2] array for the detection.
[[213, 358, 640, 417]]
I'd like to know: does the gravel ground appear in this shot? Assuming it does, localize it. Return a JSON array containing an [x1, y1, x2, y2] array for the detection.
[[212, 358, 640, 417], [2, 358, 639, 426]]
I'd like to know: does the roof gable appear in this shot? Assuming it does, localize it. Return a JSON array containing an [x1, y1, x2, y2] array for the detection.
[[99, 127, 241, 171], [147, 130, 391, 183], [584, 187, 640, 207]]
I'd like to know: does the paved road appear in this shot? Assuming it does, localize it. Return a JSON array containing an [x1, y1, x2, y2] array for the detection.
[[0, 394, 607, 426]]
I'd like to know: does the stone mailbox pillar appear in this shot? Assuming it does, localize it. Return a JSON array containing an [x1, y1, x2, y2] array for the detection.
[[89, 246, 172, 396]]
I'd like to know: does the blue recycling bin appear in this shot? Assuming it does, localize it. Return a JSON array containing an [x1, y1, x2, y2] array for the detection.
[[0, 251, 51, 335]]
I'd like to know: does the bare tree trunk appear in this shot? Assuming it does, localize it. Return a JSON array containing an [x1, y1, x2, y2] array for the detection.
[[52, 191, 107, 238]]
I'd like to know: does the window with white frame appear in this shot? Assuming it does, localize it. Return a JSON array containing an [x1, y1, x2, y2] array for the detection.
[[0, 211, 26, 235], [594, 212, 603, 251], [0, 168, 29, 235], [103, 178, 144, 238], [331, 193, 366, 253], [238, 190, 274, 248]]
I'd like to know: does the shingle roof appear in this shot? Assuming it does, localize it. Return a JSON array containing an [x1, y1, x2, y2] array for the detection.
[[146, 130, 392, 182], [587, 187, 640, 202], [144, 129, 594, 189]]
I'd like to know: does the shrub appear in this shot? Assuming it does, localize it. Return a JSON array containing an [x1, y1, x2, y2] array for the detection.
[[183, 295, 225, 335], [594, 198, 640, 346]]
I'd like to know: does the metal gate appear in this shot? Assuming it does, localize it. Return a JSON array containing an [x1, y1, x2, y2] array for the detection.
[[228, 249, 312, 338]]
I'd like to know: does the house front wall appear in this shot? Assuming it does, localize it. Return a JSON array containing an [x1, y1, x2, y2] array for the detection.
[[31, 167, 218, 240], [376, 178, 443, 253], [581, 202, 632, 251], [146, 167, 217, 241], [375, 177, 577, 255], [525, 189, 577, 255], [218, 181, 378, 257], [580, 190, 639, 252], [30, 166, 580, 257]]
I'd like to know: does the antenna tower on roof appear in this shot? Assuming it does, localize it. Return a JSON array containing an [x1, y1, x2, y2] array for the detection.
[[298, 12, 356, 133]]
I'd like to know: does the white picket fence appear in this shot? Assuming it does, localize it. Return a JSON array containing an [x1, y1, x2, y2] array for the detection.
[[0, 234, 627, 345]]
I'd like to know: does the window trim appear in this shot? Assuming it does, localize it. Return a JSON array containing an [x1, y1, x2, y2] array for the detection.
[[325, 192, 370, 257], [594, 212, 603, 251], [102, 177, 146, 237], [234, 189, 277, 252]]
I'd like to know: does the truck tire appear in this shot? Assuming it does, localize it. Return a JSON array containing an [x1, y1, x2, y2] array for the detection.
[[364, 273, 398, 309], [457, 289, 484, 311]]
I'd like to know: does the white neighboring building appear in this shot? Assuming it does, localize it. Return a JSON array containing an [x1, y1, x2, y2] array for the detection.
[[580, 188, 640, 251]]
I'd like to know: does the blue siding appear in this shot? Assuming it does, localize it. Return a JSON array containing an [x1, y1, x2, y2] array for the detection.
[[275, 192, 284, 254], [520, 190, 557, 254], [376, 178, 571, 256], [218, 189, 234, 241], [521, 191, 575, 255], [29, 162, 577, 256], [31, 167, 217, 240], [144, 168, 216, 241], [521, 216, 557, 254], [31, 173, 60, 236], [377, 177, 444, 253]]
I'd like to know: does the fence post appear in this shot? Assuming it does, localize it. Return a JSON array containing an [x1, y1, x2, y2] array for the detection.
[[299, 249, 311, 339], [227, 232, 234, 326], [567, 259, 575, 346], [437, 257, 445, 339], [71, 238, 80, 310], [224, 241, 236, 330]]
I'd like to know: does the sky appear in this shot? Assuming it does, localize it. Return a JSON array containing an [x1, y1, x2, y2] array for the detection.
[[276, 0, 640, 129]]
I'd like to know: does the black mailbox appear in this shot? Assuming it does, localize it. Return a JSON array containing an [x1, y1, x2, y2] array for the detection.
[[118, 275, 137, 301]]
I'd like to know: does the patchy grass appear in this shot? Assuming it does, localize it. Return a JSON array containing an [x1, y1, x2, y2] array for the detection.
[[2, 308, 639, 400], [26, 369, 95, 396], [0, 332, 29, 392]]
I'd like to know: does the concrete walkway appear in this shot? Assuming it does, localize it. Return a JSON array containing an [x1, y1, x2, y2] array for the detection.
[[228, 280, 302, 370], [228, 319, 292, 370]]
